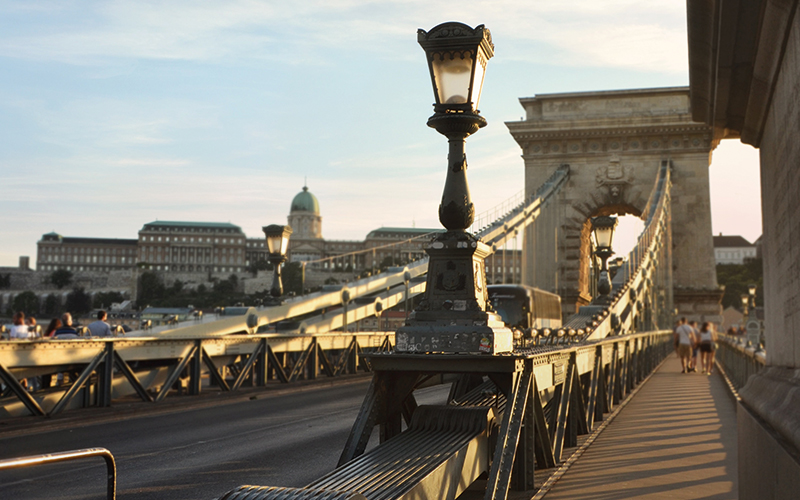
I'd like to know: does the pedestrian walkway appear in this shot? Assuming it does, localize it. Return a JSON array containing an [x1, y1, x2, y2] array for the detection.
[[542, 354, 738, 500]]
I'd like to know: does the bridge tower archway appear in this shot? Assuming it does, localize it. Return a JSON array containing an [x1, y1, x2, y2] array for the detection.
[[575, 199, 644, 307], [507, 88, 723, 321]]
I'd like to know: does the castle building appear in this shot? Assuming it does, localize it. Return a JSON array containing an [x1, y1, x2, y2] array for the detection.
[[713, 234, 758, 265], [31, 185, 522, 290], [37, 232, 138, 273], [287, 185, 325, 263], [136, 221, 247, 275]]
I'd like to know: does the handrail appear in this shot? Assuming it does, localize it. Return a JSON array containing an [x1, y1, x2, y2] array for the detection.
[[0, 447, 116, 499], [714, 334, 766, 391]]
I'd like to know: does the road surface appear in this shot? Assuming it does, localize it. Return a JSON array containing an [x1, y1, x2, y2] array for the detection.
[[0, 377, 449, 500]]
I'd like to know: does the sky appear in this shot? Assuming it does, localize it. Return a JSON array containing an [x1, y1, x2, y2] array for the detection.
[[0, 1, 762, 268]]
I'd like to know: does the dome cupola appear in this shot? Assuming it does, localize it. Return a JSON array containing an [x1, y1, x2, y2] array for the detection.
[[290, 186, 320, 214]]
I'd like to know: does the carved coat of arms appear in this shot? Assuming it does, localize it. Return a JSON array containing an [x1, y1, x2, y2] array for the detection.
[[596, 155, 634, 197]]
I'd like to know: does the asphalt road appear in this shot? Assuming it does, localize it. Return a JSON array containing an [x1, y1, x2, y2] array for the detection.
[[0, 378, 450, 500]]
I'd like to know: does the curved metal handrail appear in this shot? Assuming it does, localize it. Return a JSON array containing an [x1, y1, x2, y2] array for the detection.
[[0, 447, 116, 499]]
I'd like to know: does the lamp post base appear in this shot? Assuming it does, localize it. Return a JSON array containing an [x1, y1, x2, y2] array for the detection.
[[395, 230, 513, 354]]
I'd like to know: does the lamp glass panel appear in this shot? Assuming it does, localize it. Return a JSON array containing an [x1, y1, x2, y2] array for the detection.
[[266, 234, 283, 255], [280, 235, 290, 256], [593, 226, 614, 249], [749, 284, 757, 296], [472, 52, 488, 108], [432, 51, 474, 105], [741, 295, 749, 306]]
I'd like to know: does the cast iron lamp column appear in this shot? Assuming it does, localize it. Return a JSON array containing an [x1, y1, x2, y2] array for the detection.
[[745, 284, 761, 349], [590, 216, 618, 305], [263, 224, 292, 305], [394, 22, 513, 355]]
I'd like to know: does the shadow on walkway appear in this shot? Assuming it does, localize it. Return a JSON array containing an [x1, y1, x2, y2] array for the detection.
[[542, 354, 738, 500]]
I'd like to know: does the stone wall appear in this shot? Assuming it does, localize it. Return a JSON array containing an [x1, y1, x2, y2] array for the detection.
[[0, 268, 133, 294], [759, 15, 800, 368], [687, 2, 800, 497]]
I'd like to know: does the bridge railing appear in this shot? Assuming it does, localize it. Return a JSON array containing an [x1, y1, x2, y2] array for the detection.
[[714, 334, 766, 391], [0, 332, 394, 419], [218, 329, 674, 500]]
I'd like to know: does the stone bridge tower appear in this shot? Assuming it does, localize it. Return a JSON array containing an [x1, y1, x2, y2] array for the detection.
[[506, 87, 723, 321]]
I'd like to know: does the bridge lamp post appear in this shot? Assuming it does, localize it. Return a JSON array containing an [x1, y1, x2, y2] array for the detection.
[[745, 284, 761, 349], [393, 22, 513, 354], [419, 21, 493, 231], [591, 216, 618, 305], [263, 224, 293, 305]]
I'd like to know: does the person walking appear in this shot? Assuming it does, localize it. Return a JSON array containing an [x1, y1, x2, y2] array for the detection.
[[86, 310, 113, 338], [674, 317, 696, 373], [698, 321, 718, 375], [688, 320, 700, 372]]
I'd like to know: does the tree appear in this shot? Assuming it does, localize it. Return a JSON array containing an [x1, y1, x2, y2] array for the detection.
[[379, 256, 396, 270], [246, 258, 272, 275], [169, 280, 184, 294], [93, 291, 125, 309], [66, 287, 92, 316], [138, 272, 165, 305], [282, 262, 304, 295], [43, 294, 60, 315], [12, 291, 40, 316], [213, 275, 238, 295], [716, 259, 763, 309], [49, 269, 74, 289]]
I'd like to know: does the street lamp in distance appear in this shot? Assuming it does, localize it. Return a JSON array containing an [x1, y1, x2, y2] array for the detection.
[[590, 215, 618, 305], [263, 224, 293, 305]]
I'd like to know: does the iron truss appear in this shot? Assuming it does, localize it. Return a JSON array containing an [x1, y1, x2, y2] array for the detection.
[[0, 332, 393, 418]]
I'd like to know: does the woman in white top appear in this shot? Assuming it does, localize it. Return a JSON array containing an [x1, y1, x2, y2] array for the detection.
[[697, 321, 717, 375], [9, 311, 33, 340]]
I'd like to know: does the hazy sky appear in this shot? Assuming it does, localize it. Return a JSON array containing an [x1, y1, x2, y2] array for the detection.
[[0, 1, 762, 268]]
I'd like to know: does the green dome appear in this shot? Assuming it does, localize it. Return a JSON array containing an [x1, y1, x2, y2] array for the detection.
[[290, 186, 320, 214]]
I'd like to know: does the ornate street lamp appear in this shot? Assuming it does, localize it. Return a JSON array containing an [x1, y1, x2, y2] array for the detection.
[[394, 22, 512, 354], [418, 22, 494, 230], [262, 224, 293, 304], [745, 284, 760, 349], [590, 216, 618, 305]]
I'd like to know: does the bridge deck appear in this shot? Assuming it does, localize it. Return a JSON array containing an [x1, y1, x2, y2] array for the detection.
[[541, 354, 738, 499]]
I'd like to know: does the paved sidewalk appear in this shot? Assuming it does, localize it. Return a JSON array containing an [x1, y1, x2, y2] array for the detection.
[[543, 354, 738, 500]]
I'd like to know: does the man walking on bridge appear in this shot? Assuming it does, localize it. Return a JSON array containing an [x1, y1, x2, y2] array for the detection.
[[674, 317, 696, 373]]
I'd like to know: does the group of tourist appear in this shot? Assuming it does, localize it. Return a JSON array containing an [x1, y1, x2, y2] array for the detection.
[[674, 316, 718, 374], [5, 310, 119, 392], [7, 310, 117, 340]]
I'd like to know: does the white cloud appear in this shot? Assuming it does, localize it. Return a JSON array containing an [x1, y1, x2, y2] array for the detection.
[[0, 1, 688, 73]]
